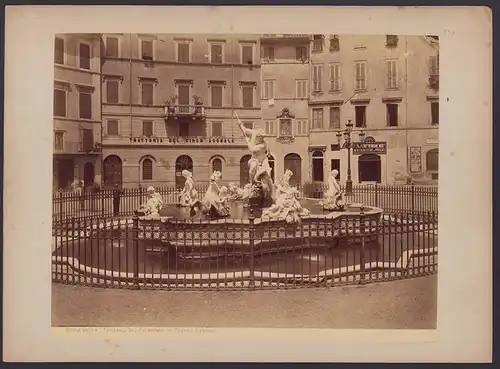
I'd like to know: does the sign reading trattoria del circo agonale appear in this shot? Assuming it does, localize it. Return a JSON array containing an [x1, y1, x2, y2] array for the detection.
[[352, 136, 387, 155]]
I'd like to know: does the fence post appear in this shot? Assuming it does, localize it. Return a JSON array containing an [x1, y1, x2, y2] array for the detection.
[[59, 191, 64, 225], [248, 209, 255, 289], [374, 183, 379, 207], [101, 188, 105, 217], [411, 183, 415, 214], [132, 215, 140, 290], [359, 205, 367, 284]]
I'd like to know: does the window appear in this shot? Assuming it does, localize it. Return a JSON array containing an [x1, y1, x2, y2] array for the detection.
[[263, 46, 275, 61], [211, 121, 223, 136], [312, 64, 323, 92], [177, 42, 190, 63], [107, 120, 119, 136], [211, 84, 223, 107], [82, 129, 94, 151], [329, 107, 340, 129], [387, 59, 398, 89], [312, 151, 324, 182], [54, 37, 64, 64], [106, 80, 119, 103], [210, 43, 223, 64], [241, 44, 253, 65], [242, 85, 254, 108], [295, 46, 307, 61], [329, 63, 340, 91], [142, 159, 153, 181], [212, 158, 223, 174], [141, 82, 154, 105], [265, 120, 276, 135], [355, 106, 366, 128], [431, 102, 439, 125], [106, 37, 119, 57], [296, 120, 308, 135], [142, 121, 153, 136], [295, 79, 308, 98], [79, 43, 91, 70], [53, 88, 66, 117], [312, 108, 324, 129], [312, 35, 323, 52], [243, 121, 253, 130], [177, 84, 190, 113], [54, 132, 64, 151], [79, 90, 92, 119], [262, 80, 275, 99], [354, 61, 367, 90], [386, 103, 398, 127], [141, 39, 153, 60], [358, 154, 381, 183]]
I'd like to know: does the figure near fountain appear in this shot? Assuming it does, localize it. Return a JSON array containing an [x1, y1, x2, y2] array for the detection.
[[235, 113, 275, 208], [178, 169, 199, 207], [190, 171, 231, 219], [262, 169, 310, 224], [135, 186, 164, 217], [320, 169, 346, 211]]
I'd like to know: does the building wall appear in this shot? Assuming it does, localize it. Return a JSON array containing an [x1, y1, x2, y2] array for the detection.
[[53, 33, 102, 190], [101, 33, 261, 186]]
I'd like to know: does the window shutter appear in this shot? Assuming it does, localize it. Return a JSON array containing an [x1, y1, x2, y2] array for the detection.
[[242, 86, 253, 107], [79, 92, 92, 119], [178, 43, 190, 62], [106, 37, 119, 57], [142, 83, 153, 105], [211, 44, 222, 63], [82, 129, 94, 151], [106, 81, 119, 103], [211, 85, 222, 107], [242, 46, 253, 64], [142, 159, 153, 180], [54, 38, 64, 64], [107, 120, 119, 135], [212, 121, 222, 136], [142, 40, 153, 59], [54, 89, 66, 117], [143, 121, 153, 136]]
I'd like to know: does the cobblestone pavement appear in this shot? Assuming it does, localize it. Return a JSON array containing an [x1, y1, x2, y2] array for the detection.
[[52, 275, 437, 329]]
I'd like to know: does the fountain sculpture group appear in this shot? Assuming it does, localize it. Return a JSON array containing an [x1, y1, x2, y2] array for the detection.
[[136, 113, 350, 223]]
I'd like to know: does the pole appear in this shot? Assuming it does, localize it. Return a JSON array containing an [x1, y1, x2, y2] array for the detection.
[[346, 142, 353, 195]]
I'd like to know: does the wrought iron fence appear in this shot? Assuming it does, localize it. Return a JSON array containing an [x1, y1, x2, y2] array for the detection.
[[52, 183, 438, 226], [52, 209, 438, 290]]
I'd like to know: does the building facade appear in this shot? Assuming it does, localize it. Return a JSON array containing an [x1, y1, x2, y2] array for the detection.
[[261, 34, 439, 186], [53, 33, 102, 191], [100, 33, 261, 188]]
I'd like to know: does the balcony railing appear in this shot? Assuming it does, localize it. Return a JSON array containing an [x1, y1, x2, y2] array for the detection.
[[53, 141, 101, 154], [164, 105, 206, 120], [103, 136, 245, 146]]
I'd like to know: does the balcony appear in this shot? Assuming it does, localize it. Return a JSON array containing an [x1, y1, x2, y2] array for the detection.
[[53, 141, 101, 155], [164, 105, 206, 121], [260, 34, 311, 44], [102, 136, 247, 147]]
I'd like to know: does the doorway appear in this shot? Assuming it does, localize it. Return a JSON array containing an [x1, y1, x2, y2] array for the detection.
[[83, 162, 95, 188], [358, 154, 382, 183]]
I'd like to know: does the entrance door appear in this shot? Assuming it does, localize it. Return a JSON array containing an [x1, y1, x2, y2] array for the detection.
[[83, 162, 95, 187], [284, 153, 302, 186], [175, 155, 193, 189], [312, 151, 324, 182], [358, 154, 381, 183], [103, 155, 123, 187], [57, 158, 74, 190], [330, 159, 341, 180]]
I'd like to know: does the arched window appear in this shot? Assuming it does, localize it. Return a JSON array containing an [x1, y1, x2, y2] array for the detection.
[[312, 150, 324, 182], [103, 155, 123, 187], [240, 154, 252, 187], [358, 154, 381, 183], [142, 158, 153, 180], [284, 153, 302, 186]]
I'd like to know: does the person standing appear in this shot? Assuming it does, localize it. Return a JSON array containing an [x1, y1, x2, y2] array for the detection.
[[112, 184, 124, 216]]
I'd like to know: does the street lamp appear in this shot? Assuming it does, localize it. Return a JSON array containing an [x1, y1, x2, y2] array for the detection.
[[336, 120, 365, 196]]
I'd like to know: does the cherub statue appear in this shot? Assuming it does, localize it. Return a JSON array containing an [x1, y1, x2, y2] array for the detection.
[[227, 182, 244, 201], [190, 171, 230, 219], [135, 186, 164, 217]]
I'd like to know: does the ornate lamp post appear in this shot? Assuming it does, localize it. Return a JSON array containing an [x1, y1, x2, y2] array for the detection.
[[336, 120, 365, 196]]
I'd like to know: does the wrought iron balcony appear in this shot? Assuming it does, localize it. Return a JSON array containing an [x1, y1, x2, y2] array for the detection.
[[53, 141, 101, 155], [164, 104, 206, 120]]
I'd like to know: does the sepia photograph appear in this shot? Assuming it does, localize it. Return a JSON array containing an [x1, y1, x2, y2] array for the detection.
[[4, 5, 492, 363], [51, 32, 440, 329]]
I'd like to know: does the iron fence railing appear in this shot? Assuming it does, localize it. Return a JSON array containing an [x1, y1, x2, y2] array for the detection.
[[52, 209, 438, 290], [52, 184, 438, 225]]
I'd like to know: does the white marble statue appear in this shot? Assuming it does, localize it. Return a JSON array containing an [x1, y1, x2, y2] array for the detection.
[[235, 113, 275, 202], [262, 170, 310, 224], [227, 182, 244, 201], [320, 169, 345, 211], [191, 171, 230, 218], [136, 186, 163, 216], [178, 169, 199, 207]]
